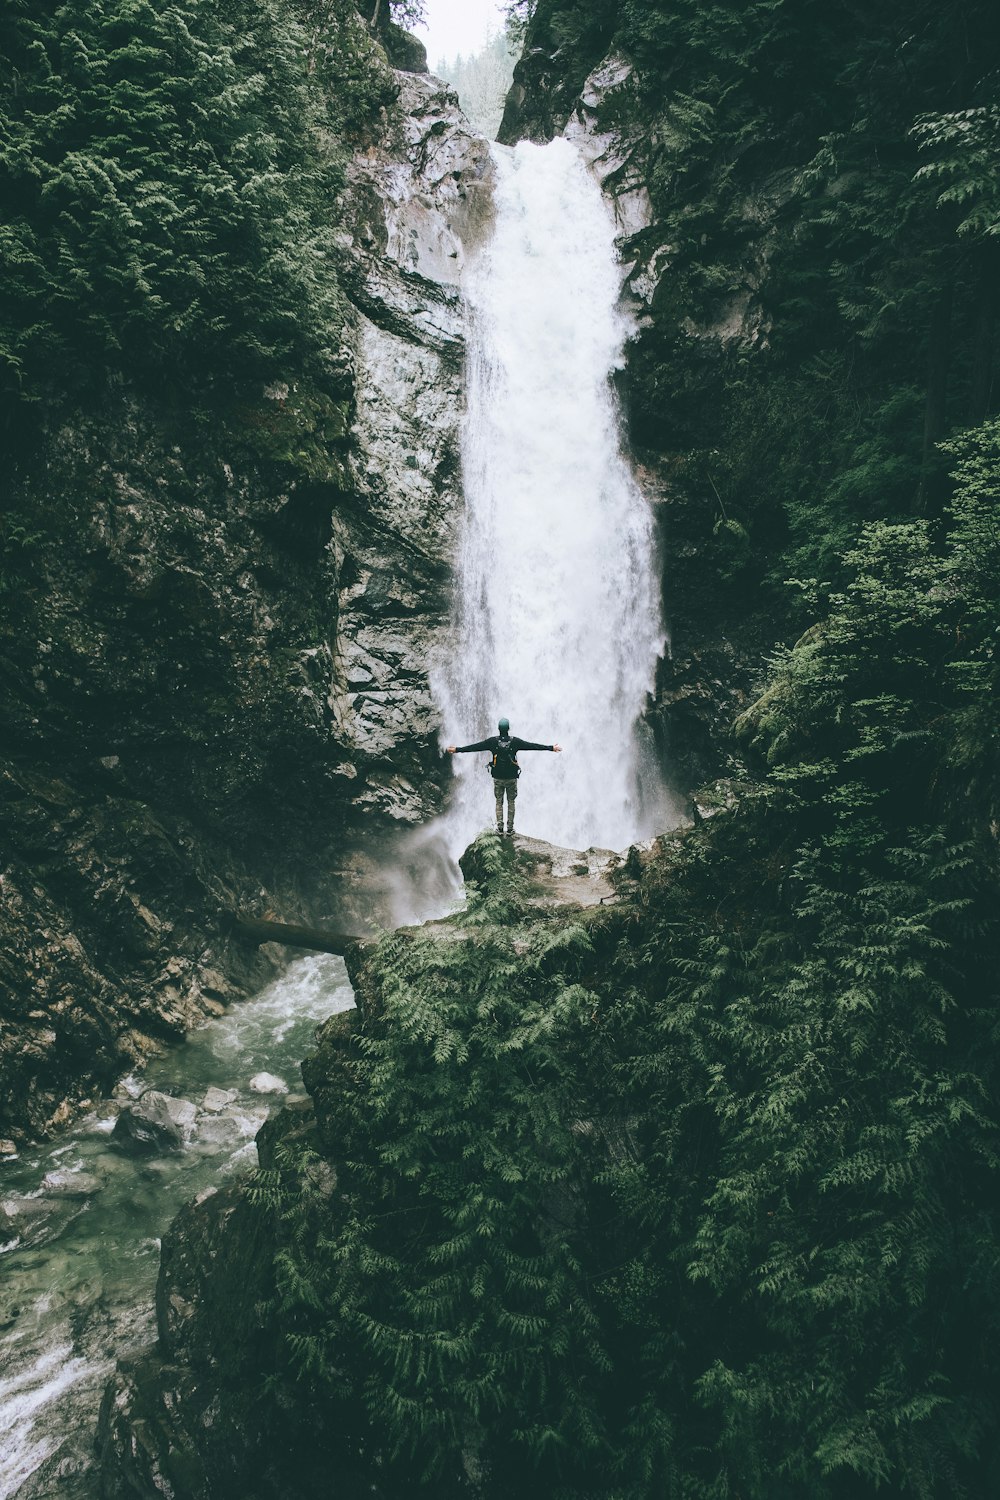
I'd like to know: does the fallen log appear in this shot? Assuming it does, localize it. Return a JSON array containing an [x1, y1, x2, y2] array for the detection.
[[222, 912, 361, 956]]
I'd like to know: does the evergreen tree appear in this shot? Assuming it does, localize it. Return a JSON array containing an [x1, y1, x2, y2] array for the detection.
[[436, 29, 518, 138], [0, 0, 391, 411]]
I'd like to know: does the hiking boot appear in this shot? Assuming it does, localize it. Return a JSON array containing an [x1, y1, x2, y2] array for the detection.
[[496, 825, 504, 836]]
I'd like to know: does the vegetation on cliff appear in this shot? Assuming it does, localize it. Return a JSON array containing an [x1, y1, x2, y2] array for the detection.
[[0, 0, 397, 423], [507, 0, 1000, 652], [4, 1, 998, 1492], [0, 2, 423, 1141], [1, 0, 397, 632], [220, 430, 999, 1496]]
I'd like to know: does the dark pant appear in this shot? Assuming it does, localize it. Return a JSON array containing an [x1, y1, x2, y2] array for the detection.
[[493, 778, 517, 831]]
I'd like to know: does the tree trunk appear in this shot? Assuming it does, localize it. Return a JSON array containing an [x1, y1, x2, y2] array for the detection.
[[223, 912, 361, 956]]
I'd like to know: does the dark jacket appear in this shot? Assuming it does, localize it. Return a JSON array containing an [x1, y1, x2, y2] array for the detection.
[[454, 735, 555, 778]]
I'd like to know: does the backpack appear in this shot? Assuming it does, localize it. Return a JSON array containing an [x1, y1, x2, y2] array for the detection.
[[489, 736, 520, 779]]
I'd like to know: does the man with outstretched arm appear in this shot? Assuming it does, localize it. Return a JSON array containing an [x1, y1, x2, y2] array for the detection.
[[446, 716, 562, 837]]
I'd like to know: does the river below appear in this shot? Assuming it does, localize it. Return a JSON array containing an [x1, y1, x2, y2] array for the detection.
[[0, 953, 355, 1499]]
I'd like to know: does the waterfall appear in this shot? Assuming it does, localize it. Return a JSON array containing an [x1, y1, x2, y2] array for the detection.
[[435, 137, 670, 854]]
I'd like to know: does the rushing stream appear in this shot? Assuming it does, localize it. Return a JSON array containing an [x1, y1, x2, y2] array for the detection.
[[0, 956, 354, 1498], [435, 137, 670, 855]]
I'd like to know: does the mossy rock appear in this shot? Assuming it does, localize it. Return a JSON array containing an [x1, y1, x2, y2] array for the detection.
[[382, 23, 428, 74], [234, 386, 353, 483]]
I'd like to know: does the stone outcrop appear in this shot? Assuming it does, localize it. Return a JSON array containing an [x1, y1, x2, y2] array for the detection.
[[0, 66, 493, 1143], [328, 71, 493, 828], [460, 832, 622, 909], [93, 833, 644, 1496], [111, 1090, 198, 1155]]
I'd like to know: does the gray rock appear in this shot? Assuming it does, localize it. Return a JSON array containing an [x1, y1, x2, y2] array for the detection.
[[248, 1072, 288, 1095], [201, 1086, 236, 1112], [459, 834, 622, 910], [0, 1201, 20, 1245], [383, 23, 428, 74], [111, 1091, 197, 1155], [0, 1192, 86, 1248], [331, 71, 496, 830], [190, 1115, 240, 1152], [41, 1168, 104, 1196]]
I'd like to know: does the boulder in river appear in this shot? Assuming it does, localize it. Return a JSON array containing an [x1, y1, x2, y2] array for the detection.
[[248, 1072, 288, 1095], [0, 1192, 87, 1249], [201, 1087, 237, 1112], [0, 1201, 20, 1246], [111, 1091, 197, 1155], [41, 1168, 104, 1197]]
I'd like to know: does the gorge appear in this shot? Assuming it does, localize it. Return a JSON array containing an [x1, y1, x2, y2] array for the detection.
[[2, 2, 1000, 1496]]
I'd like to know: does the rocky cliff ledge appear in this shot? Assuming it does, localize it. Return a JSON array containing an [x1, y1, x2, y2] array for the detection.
[[329, 70, 493, 830], [0, 66, 490, 1144], [94, 831, 645, 1497]]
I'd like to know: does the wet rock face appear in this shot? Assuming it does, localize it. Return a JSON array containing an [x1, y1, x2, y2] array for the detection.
[[1, 69, 493, 1141], [95, 1114, 326, 1499], [95, 1185, 272, 1499], [331, 71, 494, 827], [0, 758, 269, 1141], [459, 832, 623, 909]]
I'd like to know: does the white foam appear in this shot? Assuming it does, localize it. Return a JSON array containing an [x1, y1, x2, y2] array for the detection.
[[435, 138, 673, 854], [0, 1342, 103, 1498]]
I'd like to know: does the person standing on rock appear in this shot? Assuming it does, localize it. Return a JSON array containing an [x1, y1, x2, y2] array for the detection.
[[446, 718, 562, 837]]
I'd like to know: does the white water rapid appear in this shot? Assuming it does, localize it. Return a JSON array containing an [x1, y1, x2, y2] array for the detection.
[[435, 137, 670, 856], [0, 957, 354, 1499]]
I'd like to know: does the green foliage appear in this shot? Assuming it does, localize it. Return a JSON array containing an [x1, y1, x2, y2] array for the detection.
[[0, 507, 46, 595], [0, 0, 391, 406], [234, 384, 352, 481], [253, 432, 1000, 1494], [513, 0, 1000, 621], [913, 106, 1000, 239], [263, 871, 622, 1493], [297, 0, 398, 138], [621, 460, 1000, 1493]]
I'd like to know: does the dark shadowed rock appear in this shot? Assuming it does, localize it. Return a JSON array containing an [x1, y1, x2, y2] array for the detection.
[[0, 60, 495, 1145], [111, 1091, 197, 1156], [383, 23, 428, 73]]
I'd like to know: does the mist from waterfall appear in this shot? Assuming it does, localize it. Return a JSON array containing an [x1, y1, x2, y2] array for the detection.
[[434, 137, 671, 856]]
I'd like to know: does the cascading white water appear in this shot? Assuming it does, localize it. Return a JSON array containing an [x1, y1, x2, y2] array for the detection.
[[0, 957, 355, 1498], [435, 137, 670, 854]]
